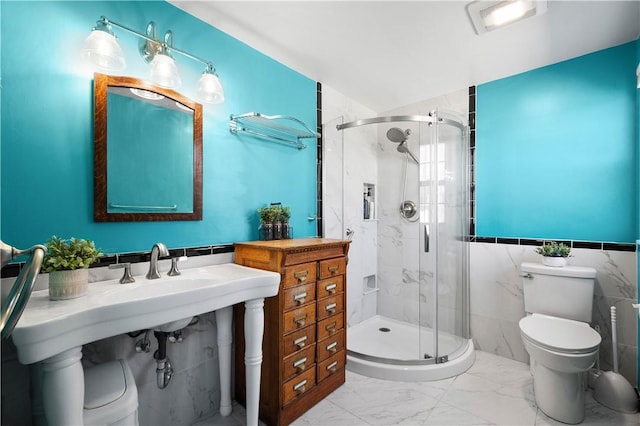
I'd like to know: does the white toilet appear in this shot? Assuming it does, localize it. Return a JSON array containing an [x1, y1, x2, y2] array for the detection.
[[519, 262, 601, 424]]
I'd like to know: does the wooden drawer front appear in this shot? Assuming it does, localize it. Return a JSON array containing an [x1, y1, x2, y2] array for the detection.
[[317, 275, 344, 299], [317, 350, 345, 383], [282, 344, 316, 381], [317, 312, 344, 341], [318, 257, 346, 279], [283, 325, 316, 358], [283, 303, 316, 334], [283, 262, 317, 289], [316, 293, 344, 321], [283, 367, 316, 406], [317, 329, 345, 362], [283, 282, 316, 311]]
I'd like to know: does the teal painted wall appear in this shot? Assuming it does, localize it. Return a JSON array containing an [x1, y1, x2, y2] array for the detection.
[[1, 1, 318, 254], [476, 41, 638, 243]]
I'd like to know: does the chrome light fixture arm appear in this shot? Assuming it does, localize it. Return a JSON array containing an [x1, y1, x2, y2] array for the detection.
[[96, 16, 217, 71], [87, 16, 224, 102]]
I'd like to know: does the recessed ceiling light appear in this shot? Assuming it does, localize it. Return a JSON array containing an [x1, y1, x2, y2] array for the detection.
[[466, 0, 548, 35]]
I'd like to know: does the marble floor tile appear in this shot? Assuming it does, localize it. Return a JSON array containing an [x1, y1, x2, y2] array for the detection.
[[196, 351, 639, 426], [439, 372, 537, 425], [290, 399, 367, 426], [423, 402, 496, 425], [534, 392, 640, 426]]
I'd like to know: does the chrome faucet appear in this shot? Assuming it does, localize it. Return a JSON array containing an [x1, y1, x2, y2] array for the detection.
[[147, 243, 169, 279]]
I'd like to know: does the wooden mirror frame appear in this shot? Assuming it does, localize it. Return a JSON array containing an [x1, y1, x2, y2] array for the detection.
[[93, 73, 203, 222]]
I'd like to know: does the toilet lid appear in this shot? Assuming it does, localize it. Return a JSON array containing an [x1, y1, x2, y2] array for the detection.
[[519, 314, 601, 353]]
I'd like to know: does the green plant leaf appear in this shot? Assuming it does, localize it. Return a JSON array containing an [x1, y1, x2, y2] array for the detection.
[[42, 236, 102, 272]]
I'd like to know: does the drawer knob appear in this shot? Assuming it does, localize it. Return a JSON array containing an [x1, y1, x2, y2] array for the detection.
[[293, 313, 307, 327], [293, 291, 307, 305], [293, 336, 307, 349], [293, 379, 307, 393], [325, 321, 337, 333], [325, 283, 337, 294], [293, 357, 307, 372], [325, 302, 337, 314], [327, 265, 339, 274], [326, 342, 338, 353], [294, 270, 309, 283], [326, 361, 338, 373]]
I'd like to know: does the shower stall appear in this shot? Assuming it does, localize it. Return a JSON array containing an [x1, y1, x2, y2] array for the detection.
[[327, 110, 474, 381]]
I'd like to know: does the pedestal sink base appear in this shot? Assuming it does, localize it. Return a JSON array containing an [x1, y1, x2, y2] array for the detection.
[[12, 263, 280, 426]]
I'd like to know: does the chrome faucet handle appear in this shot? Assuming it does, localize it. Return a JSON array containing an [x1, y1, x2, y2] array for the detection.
[[167, 256, 187, 277], [109, 263, 135, 284]]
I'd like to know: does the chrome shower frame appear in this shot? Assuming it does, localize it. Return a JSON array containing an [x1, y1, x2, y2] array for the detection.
[[336, 111, 471, 369], [336, 114, 466, 132]]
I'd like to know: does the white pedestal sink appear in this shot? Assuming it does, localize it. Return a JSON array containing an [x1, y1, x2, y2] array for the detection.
[[11, 263, 280, 426]]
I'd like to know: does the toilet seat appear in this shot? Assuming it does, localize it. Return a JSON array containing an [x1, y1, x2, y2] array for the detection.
[[519, 313, 601, 354]]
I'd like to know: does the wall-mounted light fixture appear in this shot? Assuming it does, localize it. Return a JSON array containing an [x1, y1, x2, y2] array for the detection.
[[466, 0, 548, 35], [81, 16, 224, 104]]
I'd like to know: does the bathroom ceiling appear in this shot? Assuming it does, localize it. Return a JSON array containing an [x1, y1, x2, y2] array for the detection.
[[169, 1, 640, 112]]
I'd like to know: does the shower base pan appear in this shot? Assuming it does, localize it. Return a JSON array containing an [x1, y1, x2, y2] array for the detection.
[[347, 315, 475, 382]]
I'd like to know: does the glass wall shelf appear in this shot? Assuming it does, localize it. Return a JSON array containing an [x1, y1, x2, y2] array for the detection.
[[229, 112, 319, 150]]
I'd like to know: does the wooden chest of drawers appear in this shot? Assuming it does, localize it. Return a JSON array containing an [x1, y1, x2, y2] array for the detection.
[[233, 238, 350, 426]]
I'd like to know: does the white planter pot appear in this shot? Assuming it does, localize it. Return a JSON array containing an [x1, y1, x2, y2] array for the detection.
[[49, 269, 89, 300], [542, 256, 567, 267]]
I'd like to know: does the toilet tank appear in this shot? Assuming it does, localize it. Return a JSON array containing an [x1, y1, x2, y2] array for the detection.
[[521, 262, 597, 322]]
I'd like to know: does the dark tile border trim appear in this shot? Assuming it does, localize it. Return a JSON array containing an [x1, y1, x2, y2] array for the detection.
[[1, 243, 236, 279], [471, 237, 637, 253], [317, 81, 323, 237]]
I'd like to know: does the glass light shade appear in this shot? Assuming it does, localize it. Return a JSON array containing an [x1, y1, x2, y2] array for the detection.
[[80, 30, 126, 71], [197, 72, 225, 104], [148, 54, 182, 89]]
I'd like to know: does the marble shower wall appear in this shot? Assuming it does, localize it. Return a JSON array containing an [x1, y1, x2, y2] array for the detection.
[[321, 85, 378, 328], [376, 90, 469, 328], [470, 242, 637, 386]]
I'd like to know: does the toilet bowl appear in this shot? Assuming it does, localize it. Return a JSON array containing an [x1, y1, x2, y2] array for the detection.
[[83, 359, 139, 426], [520, 314, 601, 424]]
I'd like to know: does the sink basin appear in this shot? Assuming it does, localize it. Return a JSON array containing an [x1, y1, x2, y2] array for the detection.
[[153, 317, 192, 332], [11, 263, 280, 364]]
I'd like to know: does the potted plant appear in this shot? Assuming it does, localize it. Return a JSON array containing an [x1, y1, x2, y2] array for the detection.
[[271, 205, 285, 240], [43, 236, 102, 300], [536, 241, 571, 267], [258, 207, 276, 240], [280, 206, 292, 239]]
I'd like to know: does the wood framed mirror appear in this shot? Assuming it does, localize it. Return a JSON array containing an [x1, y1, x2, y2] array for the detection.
[[93, 73, 203, 222]]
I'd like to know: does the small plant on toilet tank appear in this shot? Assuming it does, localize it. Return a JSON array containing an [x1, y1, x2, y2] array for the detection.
[[536, 241, 571, 267], [43, 236, 101, 300]]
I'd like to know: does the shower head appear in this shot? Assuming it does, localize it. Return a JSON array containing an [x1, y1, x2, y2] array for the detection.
[[386, 127, 411, 143]]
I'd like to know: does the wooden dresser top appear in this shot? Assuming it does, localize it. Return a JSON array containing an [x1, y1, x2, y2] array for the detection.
[[234, 238, 349, 252]]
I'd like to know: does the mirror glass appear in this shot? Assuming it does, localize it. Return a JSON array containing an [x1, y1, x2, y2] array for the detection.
[[94, 73, 203, 222]]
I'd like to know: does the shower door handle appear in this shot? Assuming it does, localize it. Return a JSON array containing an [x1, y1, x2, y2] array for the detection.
[[424, 225, 430, 253]]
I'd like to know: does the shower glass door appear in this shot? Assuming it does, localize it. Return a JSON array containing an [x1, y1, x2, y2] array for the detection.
[[419, 110, 469, 363]]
